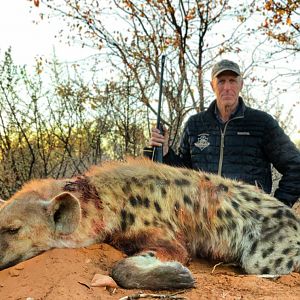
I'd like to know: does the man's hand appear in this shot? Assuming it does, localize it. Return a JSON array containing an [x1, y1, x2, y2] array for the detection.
[[149, 127, 169, 156]]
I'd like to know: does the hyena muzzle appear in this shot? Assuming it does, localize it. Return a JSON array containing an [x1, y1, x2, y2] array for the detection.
[[0, 158, 300, 290]]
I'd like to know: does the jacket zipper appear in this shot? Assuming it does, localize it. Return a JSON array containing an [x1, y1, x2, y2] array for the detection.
[[217, 116, 244, 176]]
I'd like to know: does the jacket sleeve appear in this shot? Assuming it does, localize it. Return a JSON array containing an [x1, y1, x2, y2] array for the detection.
[[163, 120, 192, 168], [263, 115, 300, 206]]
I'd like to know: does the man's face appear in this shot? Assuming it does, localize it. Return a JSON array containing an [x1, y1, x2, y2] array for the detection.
[[211, 71, 243, 110]]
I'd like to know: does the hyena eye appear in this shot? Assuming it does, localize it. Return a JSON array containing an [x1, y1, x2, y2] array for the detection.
[[4, 227, 21, 235]]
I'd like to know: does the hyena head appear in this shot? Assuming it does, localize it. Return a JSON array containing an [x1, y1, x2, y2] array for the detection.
[[0, 190, 81, 270]]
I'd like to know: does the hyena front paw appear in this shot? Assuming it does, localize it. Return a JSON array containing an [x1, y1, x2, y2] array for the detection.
[[111, 253, 195, 290]]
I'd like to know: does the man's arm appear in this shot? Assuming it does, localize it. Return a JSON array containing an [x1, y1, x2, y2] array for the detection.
[[264, 116, 300, 206], [145, 122, 192, 168], [163, 122, 192, 168]]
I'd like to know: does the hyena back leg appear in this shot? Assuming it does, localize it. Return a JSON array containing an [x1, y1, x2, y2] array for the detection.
[[111, 251, 195, 290], [110, 228, 194, 289]]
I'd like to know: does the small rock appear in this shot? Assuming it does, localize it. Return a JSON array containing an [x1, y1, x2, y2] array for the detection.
[[91, 273, 118, 288], [9, 269, 20, 277], [15, 263, 25, 270]]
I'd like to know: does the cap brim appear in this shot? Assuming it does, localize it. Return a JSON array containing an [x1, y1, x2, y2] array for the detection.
[[213, 68, 240, 78]]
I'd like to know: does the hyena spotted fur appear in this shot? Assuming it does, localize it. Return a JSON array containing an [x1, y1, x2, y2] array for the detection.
[[0, 158, 300, 290]]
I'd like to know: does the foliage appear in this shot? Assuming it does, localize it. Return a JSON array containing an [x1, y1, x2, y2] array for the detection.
[[28, 0, 263, 146], [0, 49, 148, 199], [1, 0, 297, 199], [26, 0, 299, 146], [262, 0, 300, 50]]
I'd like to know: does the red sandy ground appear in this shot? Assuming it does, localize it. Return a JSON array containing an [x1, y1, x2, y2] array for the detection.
[[0, 243, 300, 300], [1, 202, 300, 300]]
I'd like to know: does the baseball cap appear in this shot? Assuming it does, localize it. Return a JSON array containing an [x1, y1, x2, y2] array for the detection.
[[211, 59, 241, 79]]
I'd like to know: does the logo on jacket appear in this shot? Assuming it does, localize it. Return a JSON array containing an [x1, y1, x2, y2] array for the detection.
[[195, 133, 210, 151]]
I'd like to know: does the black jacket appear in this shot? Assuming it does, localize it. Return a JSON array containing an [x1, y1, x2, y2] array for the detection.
[[163, 98, 300, 207]]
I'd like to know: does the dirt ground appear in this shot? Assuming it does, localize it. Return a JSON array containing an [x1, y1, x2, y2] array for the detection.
[[1, 243, 300, 300]]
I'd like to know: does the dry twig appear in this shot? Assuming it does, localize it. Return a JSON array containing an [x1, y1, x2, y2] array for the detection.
[[119, 290, 188, 300], [211, 262, 224, 274], [77, 281, 91, 289]]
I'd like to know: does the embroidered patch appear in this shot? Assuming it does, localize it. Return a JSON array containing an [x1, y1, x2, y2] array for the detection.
[[194, 134, 210, 151], [237, 132, 250, 135]]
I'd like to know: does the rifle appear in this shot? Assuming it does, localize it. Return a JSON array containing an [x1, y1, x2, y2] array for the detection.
[[152, 55, 166, 163]]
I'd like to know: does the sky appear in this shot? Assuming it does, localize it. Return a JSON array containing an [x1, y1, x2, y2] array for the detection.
[[0, 1, 97, 66], [1, 1, 299, 140]]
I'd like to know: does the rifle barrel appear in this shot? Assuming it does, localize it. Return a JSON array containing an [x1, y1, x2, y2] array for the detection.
[[153, 55, 166, 163]]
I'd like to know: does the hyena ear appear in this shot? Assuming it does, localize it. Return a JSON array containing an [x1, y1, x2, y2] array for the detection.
[[47, 192, 81, 235]]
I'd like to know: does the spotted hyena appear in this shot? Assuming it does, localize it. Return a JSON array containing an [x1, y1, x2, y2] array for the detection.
[[0, 158, 300, 290]]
